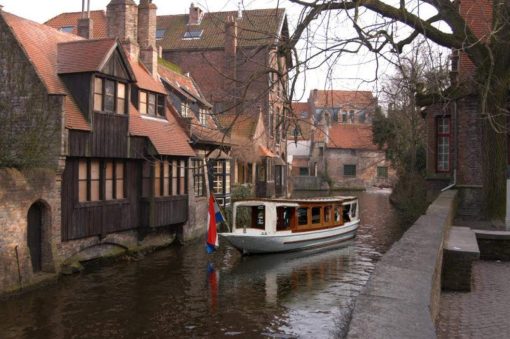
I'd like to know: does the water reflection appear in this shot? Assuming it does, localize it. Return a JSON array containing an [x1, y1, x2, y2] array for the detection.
[[0, 191, 407, 338]]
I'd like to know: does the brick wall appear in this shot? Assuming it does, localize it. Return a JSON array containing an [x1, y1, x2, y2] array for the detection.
[[325, 149, 395, 189], [0, 169, 61, 294]]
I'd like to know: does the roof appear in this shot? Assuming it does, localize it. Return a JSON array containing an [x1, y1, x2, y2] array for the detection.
[[157, 8, 286, 51], [310, 90, 376, 109], [2, 11, 91, 131], [45, 10, 108, 38], [327, 124, 379, 151], [57, 38, 117, 74], [130, 57, 166, 94], [217, 112, 258, 142], [158, 64, 211, 107], [129, 103, 195, 157]]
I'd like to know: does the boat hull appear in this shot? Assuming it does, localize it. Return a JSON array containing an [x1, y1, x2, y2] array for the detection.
[[219, 221, 359, 255]]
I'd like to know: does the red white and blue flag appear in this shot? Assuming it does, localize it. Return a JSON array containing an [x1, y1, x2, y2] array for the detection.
[[206, 194, 224, 253]]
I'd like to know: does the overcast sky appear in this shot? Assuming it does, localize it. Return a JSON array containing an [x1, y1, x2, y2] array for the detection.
[[1, 0, 385, 99]]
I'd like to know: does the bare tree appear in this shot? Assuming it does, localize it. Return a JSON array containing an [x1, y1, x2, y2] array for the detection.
[[284, 0, 510, 219]]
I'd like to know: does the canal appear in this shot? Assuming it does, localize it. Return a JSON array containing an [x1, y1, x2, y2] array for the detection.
[[0, 191, 408, 338]]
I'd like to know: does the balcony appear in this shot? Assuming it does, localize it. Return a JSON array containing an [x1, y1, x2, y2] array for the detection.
[[140, 195, 188, 228]]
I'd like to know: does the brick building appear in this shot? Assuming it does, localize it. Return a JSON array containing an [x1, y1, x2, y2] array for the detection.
[[46, 2, 291, 198], [422, 0, 492, 218], [0, 1, 227, 294], [288, 90, 395, 190]]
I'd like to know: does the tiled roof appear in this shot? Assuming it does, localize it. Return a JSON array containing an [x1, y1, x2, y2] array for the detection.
[[45, 8, 285, 51], [311, 90, 376, 109], [57, 38, 117, 74], [129, 103, 195, 157], [258, 145, 277, 158], [45, 10, 108, 38], [158, 64, 210, 107], [2, 11, 91, 131], [157, 8, 285, 50], [217, 112, 258, 143], [158, 63, 229, 146], [327, 124, 379, 150], [130, 57, 166, 94]]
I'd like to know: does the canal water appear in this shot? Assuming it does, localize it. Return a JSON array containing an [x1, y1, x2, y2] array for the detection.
[[0, 191, 408, 339]]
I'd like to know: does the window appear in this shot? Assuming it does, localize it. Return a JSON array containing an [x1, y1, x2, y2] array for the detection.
[[181, 102, 189, 117], [300, 111, 308, 119], [156, 29, 166, 40], [139, 90, 165, 117], [78, 159, 125, 202], [144, 159, 187, 197], [211, 159, 231, 197], [377, 166, 388, 178], [359, 110, 366, 123], [344, 164, 356, 177], [139, 91, 147, 114], [437, 116, 450, 172], [182, 30, 203, 39], [349, 110, 355, 123], [299, 167, 309, 176], [192, 159, 205, 196], [93, 76, 127, 114], [199, 108, 207, 125], [60, 25, 74, 33], [297, 208, 308, 226], [342, 111, 347, 123], [324, 206, 332, 223], [311, 207, 321, 224]]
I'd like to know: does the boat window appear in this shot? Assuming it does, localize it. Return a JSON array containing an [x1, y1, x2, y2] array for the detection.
[[334, 206, 342, 223], [255, 206, 265, 229], [343, 205, 351, 222], [277, 207, 293, 230], [351, 203, 357, 219], [311, 207, 321, 224], [324, 206, 332, 223], [235, 206, 253, 229], [297, 208, 308, 226]]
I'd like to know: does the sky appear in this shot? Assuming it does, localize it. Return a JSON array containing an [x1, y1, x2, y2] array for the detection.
[[0, 0, 399, 101]]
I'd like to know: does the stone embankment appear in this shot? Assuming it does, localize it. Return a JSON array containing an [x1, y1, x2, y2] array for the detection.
[[347, 190, 458, 338]]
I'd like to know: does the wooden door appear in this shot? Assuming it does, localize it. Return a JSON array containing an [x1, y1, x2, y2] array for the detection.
[[27, 203, 42, 273]]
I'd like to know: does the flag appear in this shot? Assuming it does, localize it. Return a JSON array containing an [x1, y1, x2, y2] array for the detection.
[[206, 194, 225, 253]]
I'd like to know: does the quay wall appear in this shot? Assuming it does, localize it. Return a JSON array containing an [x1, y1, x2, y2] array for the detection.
[[347, 190, 457, 339]]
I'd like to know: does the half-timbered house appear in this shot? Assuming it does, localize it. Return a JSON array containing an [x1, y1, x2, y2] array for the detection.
[[0, 1, 204, 293]]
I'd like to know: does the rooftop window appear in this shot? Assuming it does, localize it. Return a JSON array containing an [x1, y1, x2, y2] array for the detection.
[[182, 30, 204, 40], [156, 29, 166, 40], [60, 25, 74, 33]]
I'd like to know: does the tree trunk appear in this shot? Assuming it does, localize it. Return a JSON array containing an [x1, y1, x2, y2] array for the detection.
[[480, 90, 508, 220]]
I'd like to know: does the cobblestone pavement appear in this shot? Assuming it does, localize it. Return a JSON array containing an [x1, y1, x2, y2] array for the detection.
[[437, 261, 510, 338]]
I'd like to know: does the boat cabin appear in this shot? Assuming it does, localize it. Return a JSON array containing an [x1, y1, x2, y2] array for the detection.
[[232, 197, 359, 235]]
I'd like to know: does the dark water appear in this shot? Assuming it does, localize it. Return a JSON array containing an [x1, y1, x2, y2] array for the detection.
[[0, 191, 408, 339]]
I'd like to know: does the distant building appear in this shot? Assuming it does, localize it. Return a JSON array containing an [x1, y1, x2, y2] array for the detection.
[[288, 90, 395, 190]]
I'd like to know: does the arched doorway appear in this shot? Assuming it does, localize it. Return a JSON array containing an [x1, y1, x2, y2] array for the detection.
[[27, 202, 43, 272]]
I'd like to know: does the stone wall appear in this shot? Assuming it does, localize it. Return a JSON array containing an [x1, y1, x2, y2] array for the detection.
[[347, 190, 457, 338], [325, 149, 395, 189], [0, 168, 60, 294]]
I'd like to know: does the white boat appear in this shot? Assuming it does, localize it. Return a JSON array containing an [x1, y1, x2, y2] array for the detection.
[[219, 196, 360, 255]]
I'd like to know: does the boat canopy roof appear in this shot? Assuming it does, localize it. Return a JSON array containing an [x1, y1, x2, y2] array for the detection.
[[233, 196, 357, 208]]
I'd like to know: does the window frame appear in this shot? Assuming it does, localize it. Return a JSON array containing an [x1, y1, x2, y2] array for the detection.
[[436, 116, 451, 173], [377, 166, 388, 179], [139, 90, 166, 118], [93, 76, 128, 115], [78, 158, 126, 203], [343, 164, 357, 177]]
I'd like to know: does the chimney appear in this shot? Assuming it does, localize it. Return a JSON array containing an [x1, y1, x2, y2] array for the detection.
[[78, 1, 93, 39], [224, 16, 238, 112], [188, 3, 204, 25], [107, 0, 139, 59], [224, 16, 237, 57], [138, 0, 158, 78]]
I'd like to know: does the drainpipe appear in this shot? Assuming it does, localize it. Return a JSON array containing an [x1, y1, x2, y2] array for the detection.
[[15, 245, 23, 290], [441, 101, 458, 192]]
